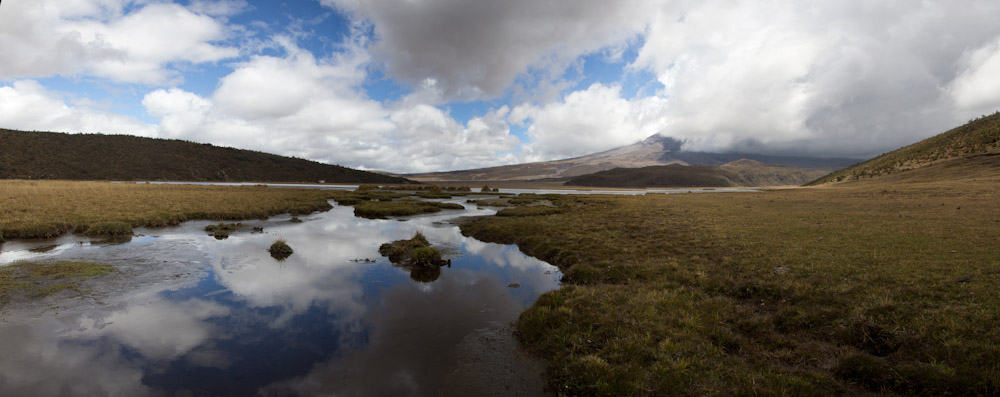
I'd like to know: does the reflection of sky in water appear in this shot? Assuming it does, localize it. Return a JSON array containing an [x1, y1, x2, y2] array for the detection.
[[0, 201, 560, 395]]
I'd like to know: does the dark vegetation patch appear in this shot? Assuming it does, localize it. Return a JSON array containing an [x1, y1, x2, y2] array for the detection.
[[0, 128, 412, 184], [1, 261, 114, 302], [268, 239, 293, 260], [565, 160, 828, 188], [566, 164, 734, 188], [459, 181, 1000, 394], [378, 232, 450, 283], [205, 222, 246, 239], [466, 199, 514, 207], [352, 200, 464, 219]]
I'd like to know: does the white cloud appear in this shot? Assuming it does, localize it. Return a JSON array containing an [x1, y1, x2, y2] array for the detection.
[[324, 0, 653, 100], [511, 83, 669, 162], [142, 37, 520, 173], [632, 0, 1000, 157], [949, 36, 1000, 118], [75, 298, 230, 361], [0, 80, 157, 136], [0, 0, 238, 85]]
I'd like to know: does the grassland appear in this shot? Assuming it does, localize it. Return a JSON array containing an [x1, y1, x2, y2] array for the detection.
[[811, 111, 1000, 184], [460, 177, 1000, 394], [0, 180, 337, 240], [1, 261, 115, 301]]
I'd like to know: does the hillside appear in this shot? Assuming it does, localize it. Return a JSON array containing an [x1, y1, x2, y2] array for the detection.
[[409, 134, 856, 182], [0, 129, 412, 184], [565, 159, 828, 188], [810, 112, 1000, 185]]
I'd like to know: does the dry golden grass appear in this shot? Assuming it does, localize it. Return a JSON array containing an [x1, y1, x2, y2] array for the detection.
[[0, 180, 335, 239], [460, 177, 1000, 394]]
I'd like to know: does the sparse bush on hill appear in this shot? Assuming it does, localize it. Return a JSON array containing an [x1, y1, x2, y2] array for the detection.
[[810, 110, 1000, 184]]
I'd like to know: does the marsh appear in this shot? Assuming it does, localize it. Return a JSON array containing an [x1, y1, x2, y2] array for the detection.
[[0, 197, 559, 395]]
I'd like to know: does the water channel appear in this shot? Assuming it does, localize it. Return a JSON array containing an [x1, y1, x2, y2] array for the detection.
[[0, 197, 561, 395]]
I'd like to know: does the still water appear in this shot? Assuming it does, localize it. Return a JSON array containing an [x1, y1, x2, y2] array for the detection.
[[0, 198, 560, 395]]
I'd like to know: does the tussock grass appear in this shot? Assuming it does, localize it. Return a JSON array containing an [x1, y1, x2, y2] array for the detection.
[[460, 179, 1000, 394], [378, 232, 445, 282], [268, 239, 293, 260], [378, 232, 433, 264], [1, 261, 114, 300], [0, 180, 335, 240]]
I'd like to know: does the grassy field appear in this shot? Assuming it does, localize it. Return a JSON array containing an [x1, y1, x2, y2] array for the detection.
[[0, 180, 336, 240], [460, 178, 1000, 394]]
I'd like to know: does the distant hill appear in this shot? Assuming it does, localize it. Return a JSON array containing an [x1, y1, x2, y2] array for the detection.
[[565, 159, 829, 188], [809, 112, 1000, 185], [0, 129, 413, 184], [408, 134, 857, 182]]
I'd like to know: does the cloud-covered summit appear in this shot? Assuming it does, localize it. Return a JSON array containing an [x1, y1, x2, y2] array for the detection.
[[2, 0, 1000, 173]]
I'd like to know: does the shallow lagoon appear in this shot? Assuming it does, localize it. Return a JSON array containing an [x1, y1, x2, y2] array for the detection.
[[0, 199, 560, 395]]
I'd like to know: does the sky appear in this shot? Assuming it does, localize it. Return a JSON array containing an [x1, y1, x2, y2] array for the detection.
[[2, 1, 1000, 174]]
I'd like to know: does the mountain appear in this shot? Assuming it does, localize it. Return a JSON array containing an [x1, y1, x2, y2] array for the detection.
[[565, 159, 829, 188], [408, 134, 858, 182], [0, 129, 413, 184], [808, 112, 1000, 185]]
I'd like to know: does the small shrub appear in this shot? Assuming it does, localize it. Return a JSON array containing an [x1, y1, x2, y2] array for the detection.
[[290, 216, 303, 223], [268, 239, 293, 260], [378, 232, 445, 279]]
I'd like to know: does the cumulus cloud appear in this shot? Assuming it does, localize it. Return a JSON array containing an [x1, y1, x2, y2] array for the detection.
[[142, 37, 520, 173], [0, 0, 238, 84], [0, 80, 157, 136], [324, 0, 653, 99], [631, 0, 1000, 157], [510, 84, 669, 161], [949, 36, 1000, 118], [7, 0, 1000, 173]]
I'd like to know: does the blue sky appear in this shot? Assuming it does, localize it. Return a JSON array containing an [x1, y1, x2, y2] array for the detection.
[[2, 0, 1000, 173]]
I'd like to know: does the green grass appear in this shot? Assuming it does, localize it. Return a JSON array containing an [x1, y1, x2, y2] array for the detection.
[[0, 180, 337, 240], [460, 180, 1000, 394], [1, 261, 115, 301]]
